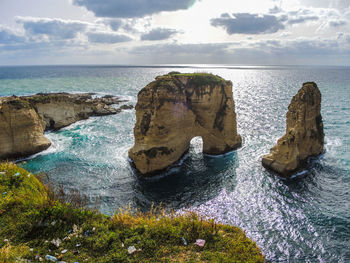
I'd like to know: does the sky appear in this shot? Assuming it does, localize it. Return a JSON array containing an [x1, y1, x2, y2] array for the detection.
[[0, 0, 350, 65]]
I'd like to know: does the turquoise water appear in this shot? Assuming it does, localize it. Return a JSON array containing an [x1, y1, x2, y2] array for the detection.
[[1, 65, 349, 262]]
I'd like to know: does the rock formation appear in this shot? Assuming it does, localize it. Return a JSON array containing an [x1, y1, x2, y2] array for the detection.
[[262, 82, 324, 177], [0, 93, 132, 160], [0, 98, 51, 160], [24, 93, 123, 130], [129, 72, 242, 175]]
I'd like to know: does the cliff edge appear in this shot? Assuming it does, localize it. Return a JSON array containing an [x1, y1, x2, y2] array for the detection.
[[129, 73, 241, 175]]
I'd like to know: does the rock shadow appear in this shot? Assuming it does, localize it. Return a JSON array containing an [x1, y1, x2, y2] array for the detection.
[[131, 149, 239, 212]]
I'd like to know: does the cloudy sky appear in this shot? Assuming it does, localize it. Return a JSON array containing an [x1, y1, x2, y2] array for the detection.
[[0, 0, 350, 65]]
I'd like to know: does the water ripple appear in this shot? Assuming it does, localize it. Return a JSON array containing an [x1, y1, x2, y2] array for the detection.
[[11, 66, 350, 262]]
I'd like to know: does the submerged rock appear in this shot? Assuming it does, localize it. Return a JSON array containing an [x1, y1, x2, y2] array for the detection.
[[0, 93, 130, 160], [262, 82, 324, 177], [129, 73, 241, 175]]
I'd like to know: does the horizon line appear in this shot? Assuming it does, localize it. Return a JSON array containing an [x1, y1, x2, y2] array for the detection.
[[1, 63, 350, 68]]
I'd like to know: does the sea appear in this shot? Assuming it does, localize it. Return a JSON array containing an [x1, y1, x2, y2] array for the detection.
[[0, 65, 349, 262]]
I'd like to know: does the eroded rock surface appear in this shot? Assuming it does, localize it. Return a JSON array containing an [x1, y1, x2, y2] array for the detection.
[[129, 73, 242, 175], [0, 93, 132, 160], [262, 82, 324, 177], [23, 93, 124, 130], [0, 98, 51, 159]]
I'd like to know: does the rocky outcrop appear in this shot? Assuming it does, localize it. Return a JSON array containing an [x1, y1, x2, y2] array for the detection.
[[0, 93, 132, 160], [23, 93, 124, 130], [0, 98, 51, 160], [262, 82, 324, 177], [129, 72, 242, 175]]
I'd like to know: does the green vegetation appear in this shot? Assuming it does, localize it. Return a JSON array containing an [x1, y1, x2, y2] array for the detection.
[[4, 98, 31, 110], [24, 94, 70, 105], [155, 72, 226, 89], [167, 72, 226, 86], [0, 163, 264, 262]]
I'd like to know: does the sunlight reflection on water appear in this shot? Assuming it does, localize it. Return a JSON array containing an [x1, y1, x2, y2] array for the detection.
[[1, 65, 348, 262]]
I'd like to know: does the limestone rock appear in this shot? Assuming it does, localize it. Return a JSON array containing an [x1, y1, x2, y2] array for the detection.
[[262, 82, 324, 177], [23, 93, 123, 130], [129, 73, 242, 175], [0, 93, 130, 160], [0, 98, 51, 159]]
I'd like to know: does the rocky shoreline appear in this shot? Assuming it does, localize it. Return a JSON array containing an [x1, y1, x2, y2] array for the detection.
[[0, 93, 133, 160]]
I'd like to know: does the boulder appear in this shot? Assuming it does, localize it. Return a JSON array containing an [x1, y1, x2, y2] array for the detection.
[[262, 82, 324, 177], [129, 73, 242, 175]]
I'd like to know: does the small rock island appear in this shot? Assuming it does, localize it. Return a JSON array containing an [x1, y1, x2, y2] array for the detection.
[[0, 93, 132, 160], [262, 82, 324, 177], [129, 72, 242, 175]]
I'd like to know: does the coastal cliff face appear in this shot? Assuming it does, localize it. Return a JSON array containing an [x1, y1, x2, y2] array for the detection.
[[129, 73, 242, 175], [24, 93, 122, 130], [0, 93, 131, 160], [0, 98, 51, 159], [262, 82, 324, 177]]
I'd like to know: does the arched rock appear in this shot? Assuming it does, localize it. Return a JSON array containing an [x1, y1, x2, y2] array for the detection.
[[128, 73, 242, 175]]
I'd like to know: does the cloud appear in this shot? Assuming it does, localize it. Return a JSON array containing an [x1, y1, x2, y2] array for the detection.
[[97, 17, 152, 34], [210, 13, 285, 34], [130, 43, 229, 55], [328, 19, 347, 27], [72, 0, 198, 18], [269, 6, 283, 14], [300, 0, 350, 10], [16, 17, 88, 39], [0, 27, 26, 44], [100, 19, 123, 31], [86, 31, 132, 43], [286, 9, 319, 25], [127, 34, 350, 65], [141, 28, 179, 41]]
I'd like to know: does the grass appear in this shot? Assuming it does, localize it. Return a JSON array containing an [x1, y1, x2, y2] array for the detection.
[[172, 73, 225, 85], [0, 163, 265, 262], [161, 72, 227, 87]]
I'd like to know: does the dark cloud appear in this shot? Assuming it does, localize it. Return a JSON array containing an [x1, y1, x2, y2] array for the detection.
[[87, 32, 132, 43], [102, 19, 123, 31], [16, 17, 87, 39], [211, 13, 285, 34], [0, 28, 25, 44], [73, 0, 197, 18], [211, 9, 324, 36], [141, 28, 179, 41]]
